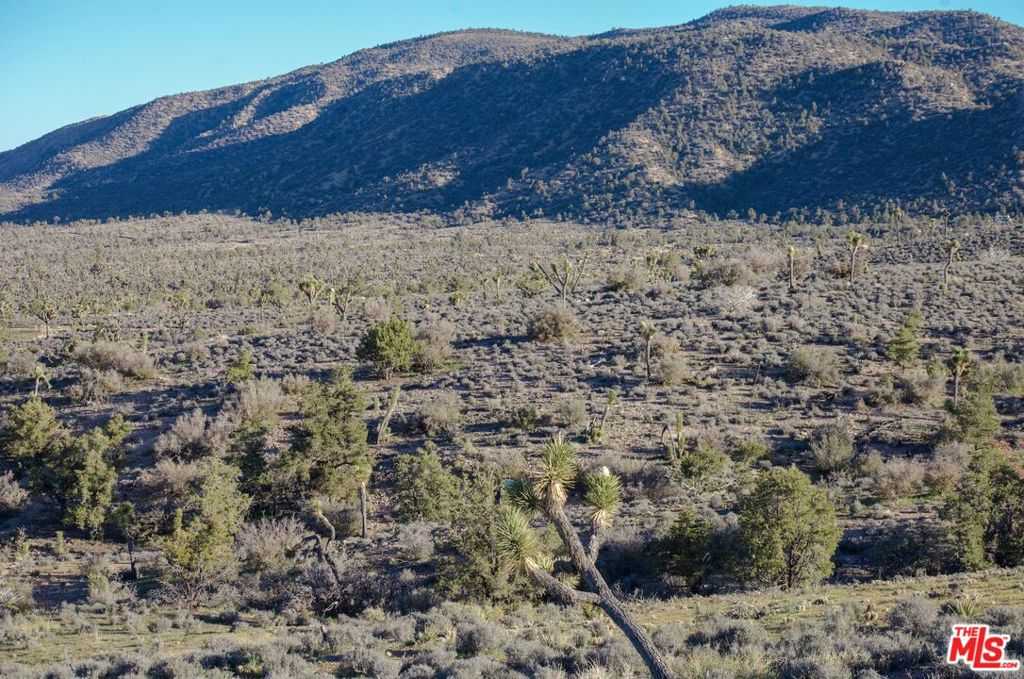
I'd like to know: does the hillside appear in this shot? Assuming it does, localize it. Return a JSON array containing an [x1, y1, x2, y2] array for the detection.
[[2, 6, 1024, 222]]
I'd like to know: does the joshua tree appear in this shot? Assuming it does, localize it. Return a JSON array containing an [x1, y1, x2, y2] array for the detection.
[[297, 274, 328, 307], [328, 273, 367, 320], [532, 253, 589, 304], [886, 203, 906, 244], [943, 239, 961, 293], [375, 385, 401, 444], [787, 245, 798, 291], [639, 320, 657, 383], [661, 412, 686, 466], [31, 364, 50, 396], [586, 390, 618, 444], [498, 435, 674, 679], [26, 296, 58, 338], [948, 346, 972, 407], [845, 232, 867, 284]]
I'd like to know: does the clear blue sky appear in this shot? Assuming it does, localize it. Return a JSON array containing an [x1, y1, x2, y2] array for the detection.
[[2, 0, 1021, 152]]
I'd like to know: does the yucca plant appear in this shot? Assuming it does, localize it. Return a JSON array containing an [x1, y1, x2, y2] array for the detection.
[[498, 434, 674, 679]]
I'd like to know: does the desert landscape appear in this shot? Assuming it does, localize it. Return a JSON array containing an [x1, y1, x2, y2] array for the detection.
[[1, 5, 1024, 678]]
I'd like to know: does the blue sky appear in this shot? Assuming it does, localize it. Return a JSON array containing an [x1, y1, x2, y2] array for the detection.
[[2, 0, 1022, 152]]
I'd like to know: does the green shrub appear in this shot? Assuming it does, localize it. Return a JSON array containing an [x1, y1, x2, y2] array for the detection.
[[887, 312, 923, 368], [225, 348, 255, 385], [282, 370, 371, 505], [738, 467, 841, 588], [394, 444, 460, 522], [676, 437, 729, 482], [357, 317, 419, 379]]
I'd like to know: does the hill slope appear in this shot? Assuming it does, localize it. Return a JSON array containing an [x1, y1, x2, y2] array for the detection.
[[3, 6, 1024, 222]]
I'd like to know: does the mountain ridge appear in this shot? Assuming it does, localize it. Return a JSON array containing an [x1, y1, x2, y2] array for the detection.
[[3, 5, 1023, 223]]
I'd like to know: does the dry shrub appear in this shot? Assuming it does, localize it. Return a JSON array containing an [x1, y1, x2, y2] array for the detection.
[[865, 454, 926, 500], [785, 346, 840, 386], [606, 266, 648, 293], [554, 397, 588, 430], [73, 341, 156, 380], [227, 377, 287, 428], [237, 517, 306, 573], [924, 442, 970, 494], [528, 306, 580, 343], [702, 285, 757, 318], [696, 258, 757, 288], [154, 409, 234, 460], [0, 472, 28, 514], [658, 355, 689, 386], [69, 368, 126, 404], [364, 297, 394, 323], [139, 459, 203, 507], [281, 373, 312, 396], [896, 369, 945, 406], [1, 351, 38, 378], [419, 392, 464, 439], [810, 419, 854, 475], [309, 309, 336, 335], [415, 320, 455, 372]]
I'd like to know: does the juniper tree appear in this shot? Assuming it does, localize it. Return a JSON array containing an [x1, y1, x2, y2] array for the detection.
[[949, 379, 1000, 447], [738, 466, 841, 589], [1, 398, 127, 536], [161, 458, 250, 607], [394, 443, 460, 522], [941, 445, 1024, 570], [284, 369, 372, 537], [497, 434, 674, 679], [356, 317, 418, 380], [62, 426, 122, 537], [887, 311, 923, 368], [659, 506, 715, 592], [0, 395, 65, 469]]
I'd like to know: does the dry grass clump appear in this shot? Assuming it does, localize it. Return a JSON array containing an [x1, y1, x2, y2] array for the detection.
[[72, 341, 156, 380]]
